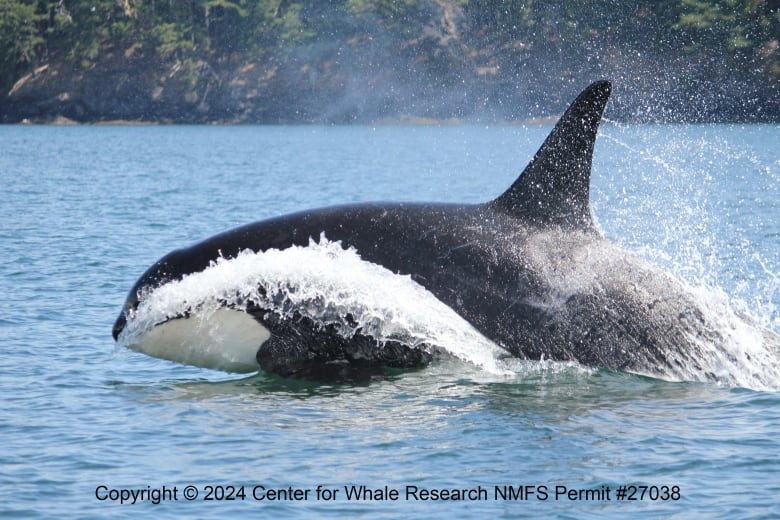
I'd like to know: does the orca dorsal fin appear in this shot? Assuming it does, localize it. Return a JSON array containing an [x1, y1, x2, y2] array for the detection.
[[491, 80, 611, 230]]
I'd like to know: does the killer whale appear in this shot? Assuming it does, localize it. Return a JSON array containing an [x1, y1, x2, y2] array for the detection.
[[112, 80, 780, 382]]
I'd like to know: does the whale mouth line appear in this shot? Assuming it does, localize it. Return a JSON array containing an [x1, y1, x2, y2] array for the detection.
[[120, 307, 270, 374]]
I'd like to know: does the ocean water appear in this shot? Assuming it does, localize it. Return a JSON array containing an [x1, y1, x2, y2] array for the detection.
[[1, 123, 778, 519]]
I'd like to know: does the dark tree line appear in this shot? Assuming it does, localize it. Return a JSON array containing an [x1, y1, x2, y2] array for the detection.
[[1, 0, 778, 121]]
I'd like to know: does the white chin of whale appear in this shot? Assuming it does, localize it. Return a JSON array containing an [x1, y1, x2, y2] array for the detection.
[[124, 308, 269, 373]]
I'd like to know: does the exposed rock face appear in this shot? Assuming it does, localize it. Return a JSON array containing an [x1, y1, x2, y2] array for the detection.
[[5, 57, 225, 123]]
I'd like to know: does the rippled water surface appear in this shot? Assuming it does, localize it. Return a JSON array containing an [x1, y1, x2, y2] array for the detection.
[[1, 123, 778, 519]]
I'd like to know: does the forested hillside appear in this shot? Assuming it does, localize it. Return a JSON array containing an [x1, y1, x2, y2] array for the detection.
[[1, 0, 778, 123]]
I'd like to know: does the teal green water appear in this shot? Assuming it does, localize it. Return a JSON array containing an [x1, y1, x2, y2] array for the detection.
[[1, 124, 778, 519]]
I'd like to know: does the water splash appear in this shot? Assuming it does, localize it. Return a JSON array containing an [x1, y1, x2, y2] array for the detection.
[[646, 279, 780, 391], [595, 124, 778, 330], [589, 124, 780, 390], [122, 235, 511, 375]]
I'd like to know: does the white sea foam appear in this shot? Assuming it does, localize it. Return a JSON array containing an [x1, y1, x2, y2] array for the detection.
[[121, 235, 511, 375], [673, 282, 780, 391]]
